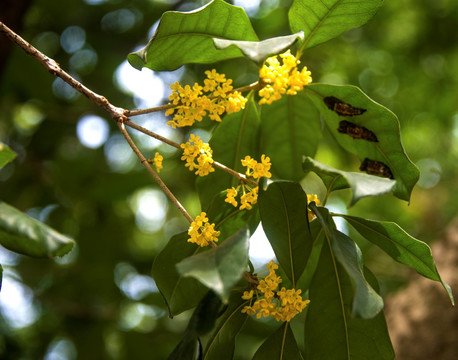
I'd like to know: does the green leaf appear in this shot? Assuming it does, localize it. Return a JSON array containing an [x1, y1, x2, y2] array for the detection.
[[128, 0, 258, 71], [303, 157, 396, 206], [304, 241, 394, 360], [197, 95, 260, 209], [203, 291, 248, 360], [213, 31, 304, 64], [152, 232, 208, 317], [289, 0, 384, 52], [343, 215, 454, 305], [252, 323, 303, 360], [305, 84, 419, 202], [258, 181, 313, 286], [0, 202, 74, 258], [0, 142, 17, 169], [177, 228, 249, 302], [260, 91, 322, 181], [311, 205, 383, 318]]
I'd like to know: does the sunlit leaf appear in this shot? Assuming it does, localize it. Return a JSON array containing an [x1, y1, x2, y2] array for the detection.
[[0, 201, 74, 258], [311, 205, 383, 318], [304, 241, 394, 359], [152, 232, 208, 317], [289, 0, 384, 52], [0, 142, 16, 169], [258, 181, 313, 286], [213, 31, 304, 63], [203, 291, 248, 360], [305, 84, 419, 202], [252, 323, 303, 360], [260, 91, 322, 181], [128, 0, 258, 71], [177, 228, 249, 302], [303, 156, 396, 206], [197, 96, 260, 209], [343, 215, 454, 305]]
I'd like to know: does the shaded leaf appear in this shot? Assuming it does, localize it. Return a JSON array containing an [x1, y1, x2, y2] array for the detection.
[[177, 228, 250, 302], [260, 91, 322, 181], [0, 201, 74, 258], [197, 96, 260, 209], [152, 232, 208, 317], [128, 0, 258, 71], [305, 84, 419, 202], [252, 323, 303, 360], [304, 240, 394, 360], [203, 291, 248, 360], [343, 215, 454, 305], [289, 0, 383, 51], [213, 31, 304, 63], [0, 142, 16, 169], [259, 181, 313, 286], [303, 156, 396, 206]]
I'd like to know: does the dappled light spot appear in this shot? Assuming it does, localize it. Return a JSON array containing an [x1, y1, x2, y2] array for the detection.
[[32, 32, 60, 57], [115, 60, 165, 108], [249, 223, 276, 270], [417, 158, 441, 189], [104, 134, 137, 172], [13, 102, 44, 135], [52, 77, 80, 101], [44, 337, 77, 360], [114, 262, 158, 300], [234, 0, 261, 16], [101, 9, 141, 33], [60, 26, 86, 54], [119, 302, 161, 333], [69, 48, 98, 75], [129, 188, 168, 233], [77, 115, 109, 149]]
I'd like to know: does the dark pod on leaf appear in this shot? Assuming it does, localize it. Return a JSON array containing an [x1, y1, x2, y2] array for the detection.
[[338, 120, 378, 142], [360, 158, 394, 179], [324, 96, 366, 116]]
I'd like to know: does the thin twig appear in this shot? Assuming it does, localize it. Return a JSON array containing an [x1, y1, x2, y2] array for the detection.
[[117, 122, 194, 224]]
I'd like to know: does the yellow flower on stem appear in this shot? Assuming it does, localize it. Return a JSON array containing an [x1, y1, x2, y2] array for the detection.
[[187, 212, 220, 247], [153, 152, 163, 173], [259, 50, 312, 105], [306, 194, 320, 221], [180, 134, 215, 177]]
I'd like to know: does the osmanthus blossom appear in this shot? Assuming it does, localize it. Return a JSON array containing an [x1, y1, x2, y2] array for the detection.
[[187, 212, 220, 247]]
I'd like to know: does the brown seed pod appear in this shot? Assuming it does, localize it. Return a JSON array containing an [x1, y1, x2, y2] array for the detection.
[[338, 120, 378, 142], [360, 158, 394, 179], [324, 96, 366, 116]]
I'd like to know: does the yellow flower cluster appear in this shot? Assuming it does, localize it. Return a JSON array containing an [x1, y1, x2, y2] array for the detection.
[[258, 50, 312, 105], [166, 69, 247, 128], [241, 261, 310, 322], [187, 212, 220, 247], [153, 152, 163, 173], [181, 134, 215, 177], [225, 155, 272, 210], [306, 194, 320, 221]]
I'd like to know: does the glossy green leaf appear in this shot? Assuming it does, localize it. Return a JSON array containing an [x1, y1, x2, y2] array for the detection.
[[197, 96, 260, 209], [213, 31, 304, 63], [343, 215, 454, 305], [0, 142, 16, 169], [128, 0, 258, 71], [260, 91, 322, 181], [177, 228, 249, 302], [258, 181, 313, 286], [168, 291, 221, 360], [305, 84, 419, 202], [152, 232, 208, 317], [0, 201, 74, 258], [304, 241, 394, 360], [303, 156, 396, 206], [252, 323, 303, 360], [311, 205, 383, 318], [289, 0, 384, 52], [203, 291, 248, 360]]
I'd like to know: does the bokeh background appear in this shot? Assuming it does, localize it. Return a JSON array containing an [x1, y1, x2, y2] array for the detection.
[[0, 0, 457, 358]]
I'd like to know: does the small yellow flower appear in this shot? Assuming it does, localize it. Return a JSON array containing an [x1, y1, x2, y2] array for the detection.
[[259, 50, 312, 105], [187, 212, 220, 247], [153, 152, 163, 173], [306, 194, 320, 221], [180, 135, 214, 177], [225, 187, 238, 207]]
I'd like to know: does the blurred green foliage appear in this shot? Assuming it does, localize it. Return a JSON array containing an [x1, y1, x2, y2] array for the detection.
[[0, 0, 457, 358]]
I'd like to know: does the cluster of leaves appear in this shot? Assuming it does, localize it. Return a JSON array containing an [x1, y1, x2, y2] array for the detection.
[[128, 1, 453, 359], [0, 0, 454, 359]]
